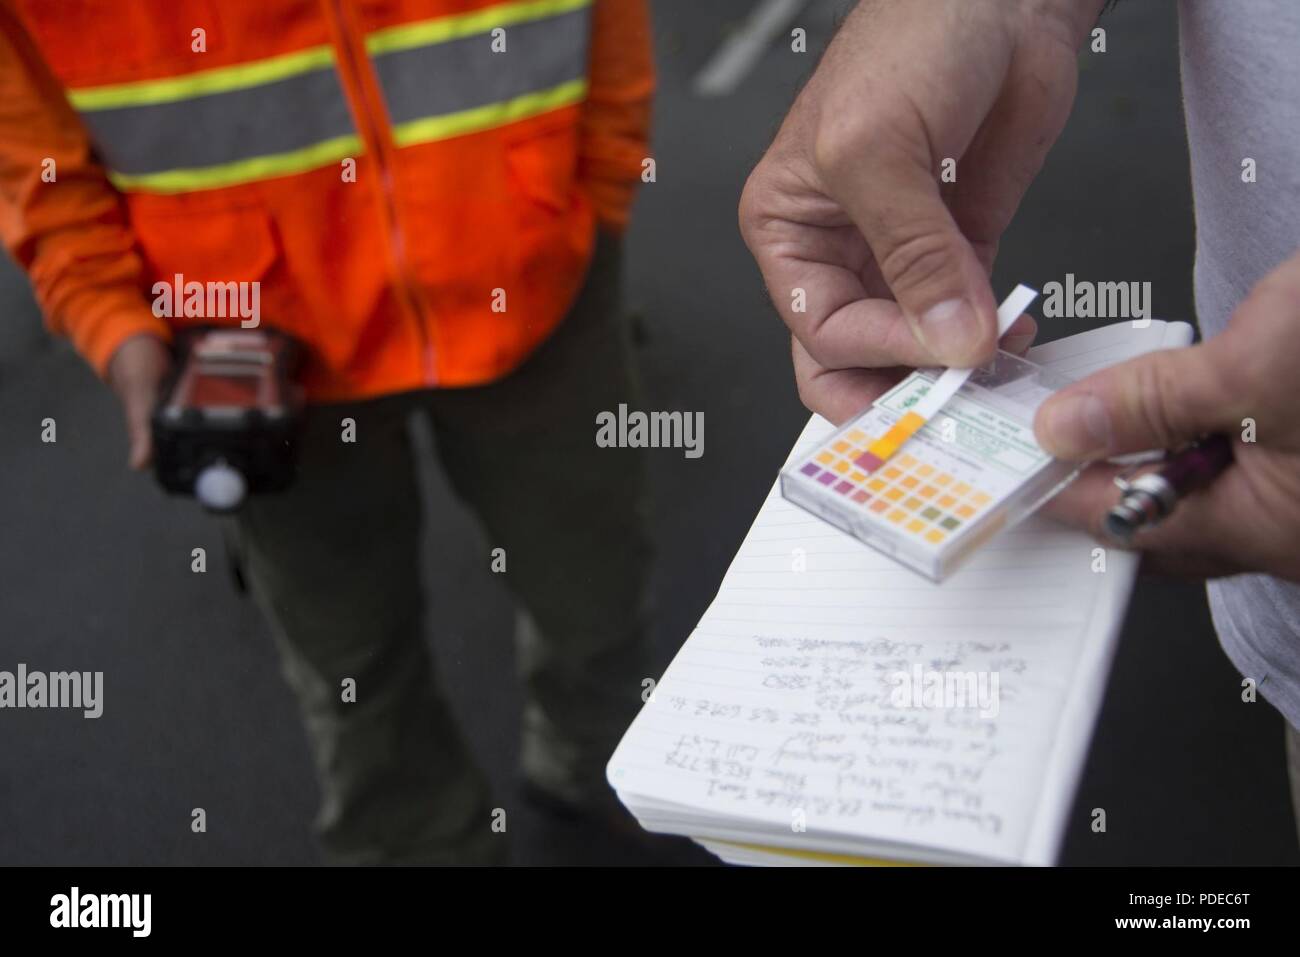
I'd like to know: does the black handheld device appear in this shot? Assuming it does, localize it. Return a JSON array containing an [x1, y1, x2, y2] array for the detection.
[[151, 327, 304, 512]]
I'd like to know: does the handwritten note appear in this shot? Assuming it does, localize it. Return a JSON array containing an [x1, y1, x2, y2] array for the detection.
[[610, 485, 1098, 862], [608, 321, 1194, 865]]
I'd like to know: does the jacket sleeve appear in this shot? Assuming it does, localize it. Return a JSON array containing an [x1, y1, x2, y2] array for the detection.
[[0, 6, 170, 378], [579, 0, 655, 233]]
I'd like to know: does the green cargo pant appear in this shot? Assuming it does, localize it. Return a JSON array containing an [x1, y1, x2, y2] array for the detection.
[[233, 236, 650, 864]]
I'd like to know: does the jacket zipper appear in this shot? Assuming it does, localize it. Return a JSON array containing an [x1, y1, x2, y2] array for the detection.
[[326, 0, 437, 386]]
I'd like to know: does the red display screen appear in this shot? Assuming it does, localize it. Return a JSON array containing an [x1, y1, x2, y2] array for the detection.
[[189, 372, 262, 407]]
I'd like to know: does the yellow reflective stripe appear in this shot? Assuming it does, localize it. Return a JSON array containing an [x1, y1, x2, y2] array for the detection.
[[107, 133, 363, 195], [68, 0, 591, 111], [68, 45, 337, 111], [390, 78, 585, 148], [365, 0, 592, 56]]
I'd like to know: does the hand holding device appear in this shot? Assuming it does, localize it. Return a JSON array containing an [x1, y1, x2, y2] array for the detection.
[[151, 328, 304, 512], [107, 334, 173, 470]]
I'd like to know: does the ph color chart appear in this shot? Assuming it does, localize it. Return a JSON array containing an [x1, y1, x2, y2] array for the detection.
[[780, 347, 1079, 581], [797, 440, 995, 549]]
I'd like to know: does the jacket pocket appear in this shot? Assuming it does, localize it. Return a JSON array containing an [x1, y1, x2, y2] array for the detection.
[[127, 199, 279, 330], [505, 116, 580, 215], [505, 114, 589, 288]]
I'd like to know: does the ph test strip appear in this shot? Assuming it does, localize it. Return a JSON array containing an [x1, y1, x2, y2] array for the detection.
[[851, 285, 1038, 476]]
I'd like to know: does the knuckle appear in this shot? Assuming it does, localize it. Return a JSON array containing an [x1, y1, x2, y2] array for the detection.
[[811, 107, 876, 181], [1132, 359, 1185, 448], [737, 167, 765, 243], [791, 339, 816, 408], [810, 126, 850, 182], [794, 378, 813, 411], [877, 230, 957, 297], [794, 370, 819, 413], [736, 156, 797, 255], [1207, 339, 1256, 416]]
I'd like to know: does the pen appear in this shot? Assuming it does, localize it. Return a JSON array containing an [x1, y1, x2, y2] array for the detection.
[[1103, 434, 1234, 542]]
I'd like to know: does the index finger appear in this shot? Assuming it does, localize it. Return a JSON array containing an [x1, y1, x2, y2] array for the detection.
[[744, 213, 942, 372]]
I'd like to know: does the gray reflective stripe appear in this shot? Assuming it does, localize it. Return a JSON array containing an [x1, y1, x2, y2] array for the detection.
[[371, 6, 590, 128], [77, 67, 356, 177]]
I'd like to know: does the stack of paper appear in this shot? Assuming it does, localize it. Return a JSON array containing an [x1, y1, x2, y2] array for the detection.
[[607, 321, 1193, 865]]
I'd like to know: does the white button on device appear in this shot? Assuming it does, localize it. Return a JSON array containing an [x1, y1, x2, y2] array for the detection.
[[194, 462, 248, 512]]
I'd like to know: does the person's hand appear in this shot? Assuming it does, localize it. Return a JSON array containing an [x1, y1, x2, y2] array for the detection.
[[1035, 250, 1300, 583], [740, 0, 1105, 423], [106, 333, 172, 470]]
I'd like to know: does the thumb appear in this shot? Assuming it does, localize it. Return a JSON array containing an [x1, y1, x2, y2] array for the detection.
[[113, 374, 159, 473], [121, 385, 156, 470], [107, 335, 171, 470], [828, 146, 1000, 367], [1035, 338, 1238, 460]]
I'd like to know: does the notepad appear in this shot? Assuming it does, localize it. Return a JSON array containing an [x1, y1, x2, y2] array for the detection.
[[607, 320, 1194, 866]]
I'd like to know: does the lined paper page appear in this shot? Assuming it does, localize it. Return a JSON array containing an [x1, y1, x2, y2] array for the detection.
[[609, 322, 1194, 864]]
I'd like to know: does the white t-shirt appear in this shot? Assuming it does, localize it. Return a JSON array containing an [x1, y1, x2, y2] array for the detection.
[[1179, 0, 1300, 727]]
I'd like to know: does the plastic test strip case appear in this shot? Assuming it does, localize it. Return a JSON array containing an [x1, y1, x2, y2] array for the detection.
[[780, 350, 1082, 582]]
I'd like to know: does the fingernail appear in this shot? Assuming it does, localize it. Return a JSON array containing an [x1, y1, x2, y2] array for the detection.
[[1039, 392, 1111, 459], [917, 299, 984, 366]]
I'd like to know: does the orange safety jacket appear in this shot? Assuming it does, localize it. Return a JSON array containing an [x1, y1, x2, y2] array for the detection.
[[0, 0, 653, 400]]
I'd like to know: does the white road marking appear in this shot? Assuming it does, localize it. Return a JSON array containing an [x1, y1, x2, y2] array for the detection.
[[692, 0, 814, 98]]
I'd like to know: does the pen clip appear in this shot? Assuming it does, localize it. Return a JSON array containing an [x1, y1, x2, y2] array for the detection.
[[1111, 453, 1166, 495], [1112, 465, 1141, 495]]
